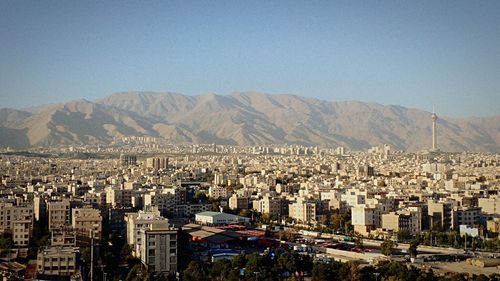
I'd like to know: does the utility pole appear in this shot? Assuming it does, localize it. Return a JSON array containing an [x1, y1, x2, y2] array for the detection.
[[90, 229, 94, 281]]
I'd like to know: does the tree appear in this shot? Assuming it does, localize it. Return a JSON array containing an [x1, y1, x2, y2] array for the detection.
[[381, 239, 397, 257], [183, 261, 208, 281], [409, 240, 419, 260], [193, 191, 208, 203], [354, 233, 364, 250]]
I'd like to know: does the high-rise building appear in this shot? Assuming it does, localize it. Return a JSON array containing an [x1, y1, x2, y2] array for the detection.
[[146, 157, 169, 170], [120, 154, 137, 166]]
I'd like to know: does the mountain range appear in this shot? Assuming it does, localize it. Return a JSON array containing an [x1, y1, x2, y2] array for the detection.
[[0, 92, 498, 152]]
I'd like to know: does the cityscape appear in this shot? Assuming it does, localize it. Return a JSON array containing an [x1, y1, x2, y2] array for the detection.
[[1, 1, 499, 281]]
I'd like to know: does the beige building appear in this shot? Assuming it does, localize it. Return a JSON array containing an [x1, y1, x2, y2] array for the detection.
[[427, 200, 454, 231], [37, 246, 79, 276], [229, 194, 250, 210], [288, 198, 318, 223], [208, 185, 229, 199], [72, 206, 102, 239], [253, 196, 287, 217], [48, 200, 71, 231], [125, 208, 170, 258], [146, 157, 169, 170], [0, 201, 34, 246], [106, 186, 133, 208], [478, 197, 500, 215], [351, 206, 380, 235], [381, 210, 421, 235]]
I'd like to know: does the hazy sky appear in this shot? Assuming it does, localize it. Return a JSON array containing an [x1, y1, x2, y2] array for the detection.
[[1, 1, 499, 117]]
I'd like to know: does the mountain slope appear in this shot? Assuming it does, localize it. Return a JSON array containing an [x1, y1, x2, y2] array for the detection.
[[0, 91, 498, 152]]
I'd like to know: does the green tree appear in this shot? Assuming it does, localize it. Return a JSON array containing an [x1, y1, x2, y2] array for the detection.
[[0, 235, 14, 249], [381, 239, 397, 257], [183, 261, 208, 281], [409, 240, 419, 259], [354, 233, 364, 250]]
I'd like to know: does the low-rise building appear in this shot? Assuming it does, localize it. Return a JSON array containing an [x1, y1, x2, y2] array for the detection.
[[37, 246, 79, 276], [195, 211, 250, 226]]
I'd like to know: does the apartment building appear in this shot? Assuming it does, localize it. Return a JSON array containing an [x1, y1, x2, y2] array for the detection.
[[288, 198, 318, 223], [139, 227, 178, 275], [72, 206, 102, 239], [478, 197, 500, 215], [37, 246, 79, 276], [229, 194, 250, 210], [125, 208, 170, 258], [106, 186, 133, 208], [351, 206, 380, 235], [48, 200, 71, 231], [253, 196, 288, 217], [0, 201, 34, 246]]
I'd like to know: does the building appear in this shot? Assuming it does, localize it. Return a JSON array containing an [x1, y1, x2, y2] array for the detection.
[[106, 186, 133, 208], [72, 206, 102, 239], [125, 208, 170, 258], [0, 201, 34, 246], [208, 185, 229, 199], [341, 189, 366, 208], [453, 206, 481, 229], [486, 218, 500, 238], [47, 200, 71, 231], [146, 157, 169, 170], [139, 227, 178, 275], [195, 211, 250, 226], [381, 211, 421, 235], [51, 229, 76, 246], [351, 206, 380, 235], [37, 246, 79, 276], [253, 196, 288, 217], [120, 154, 137, 166], [288, 198, 318, 223], [478, 197, 500, 215], [228, 194, 250, 210], [427, 200, 454, 231]]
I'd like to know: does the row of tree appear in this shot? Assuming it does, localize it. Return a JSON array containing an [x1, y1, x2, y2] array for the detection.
[[180, 252, 499, 281]]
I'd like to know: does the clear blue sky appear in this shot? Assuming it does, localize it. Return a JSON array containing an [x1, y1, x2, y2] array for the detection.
[[1, 0, 499, 117]]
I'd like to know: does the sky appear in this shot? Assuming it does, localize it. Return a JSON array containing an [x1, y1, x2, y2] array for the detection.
[[0, 1, 499, 117]]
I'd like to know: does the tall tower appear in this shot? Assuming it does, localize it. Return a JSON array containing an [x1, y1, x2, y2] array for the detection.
[[431, 112, 438, 150]]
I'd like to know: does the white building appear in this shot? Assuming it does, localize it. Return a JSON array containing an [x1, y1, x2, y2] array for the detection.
[[195, 211, 250, 226]]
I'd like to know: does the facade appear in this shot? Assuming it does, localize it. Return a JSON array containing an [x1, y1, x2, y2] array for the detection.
[[228, 194, 250, 210], [478, 197, 500, 215], [0, 201, 34, 246], [453, 206, 481, 229], [253, 196, 287, 217], [37, 246, 79, 276], [72, 206, 103, 239], [120, 154, 137, 166], [288, 198, 318, 223], [139, 228, 178, 275], [48, 200, 71, 231], [146, 157, 169, 170], [351, 206, 380, 235], [106, 186, 133, 208], [125, 209, 170, 258], [427, 200, 454, 231], [208, 185, 229, 199]]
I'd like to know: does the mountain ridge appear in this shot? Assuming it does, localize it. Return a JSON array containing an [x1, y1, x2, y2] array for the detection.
[[0, 91, 498, 152]]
